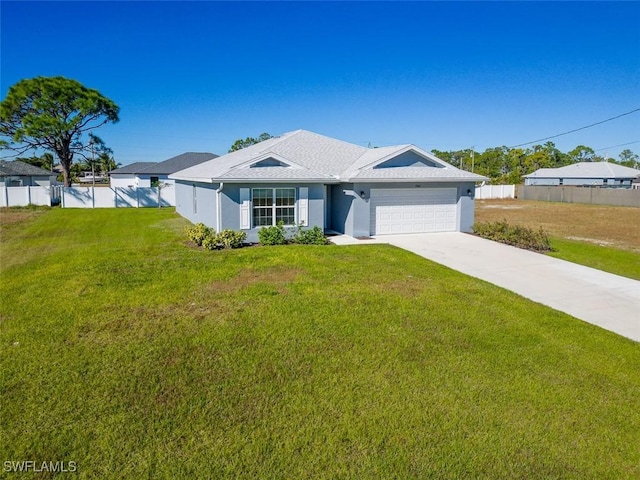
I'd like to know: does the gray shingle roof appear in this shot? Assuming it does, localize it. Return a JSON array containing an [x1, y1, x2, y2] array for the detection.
[[170, 130, 487, 184], [0, 160, 54, 176], [110, 162, 157, 175], [524, 162, 640, 179], [136, 152, 218, 175], [350, 166, 485, 181], [110, 153, 219, 176]]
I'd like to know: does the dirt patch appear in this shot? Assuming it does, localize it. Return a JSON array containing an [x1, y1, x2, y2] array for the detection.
[[209, 266, 303, 294], [0, 208, 47, 230], [475, 199, 640, 252]]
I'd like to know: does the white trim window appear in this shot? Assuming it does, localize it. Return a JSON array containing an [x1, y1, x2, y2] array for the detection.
[[252, 188, 296, 226]]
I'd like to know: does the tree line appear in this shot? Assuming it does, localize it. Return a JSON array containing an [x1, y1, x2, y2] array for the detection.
[[431, 143, 639, 184], [14, 150, 120, 184]]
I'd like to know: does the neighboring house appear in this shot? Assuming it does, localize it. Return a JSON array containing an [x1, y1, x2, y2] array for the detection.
[[170, 130, 488, 242], [524, 162, 640, 188], [0, 160, 57, 186], [109, 162, 157, 188], [109, 153, 218, 188]]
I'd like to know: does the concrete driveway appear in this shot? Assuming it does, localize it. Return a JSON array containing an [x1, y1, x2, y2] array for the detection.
[[380, 233, 640, 342]]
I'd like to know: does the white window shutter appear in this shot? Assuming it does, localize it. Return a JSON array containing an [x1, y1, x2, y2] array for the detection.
[[298, 187, 308, 226], [240, 188, 250, 229]]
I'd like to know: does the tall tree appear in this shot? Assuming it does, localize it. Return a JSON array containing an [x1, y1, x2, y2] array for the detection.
[[617, 149, 640, 169], [0, 76, 119, 186], [98, 152, 120, 174], [228, 132, 273, 152], [16, 152, 56, 171], [568, 145, 595, 163]]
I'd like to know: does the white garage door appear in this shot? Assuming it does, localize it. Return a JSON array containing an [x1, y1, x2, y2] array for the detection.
[[370, 188, 458, 235]]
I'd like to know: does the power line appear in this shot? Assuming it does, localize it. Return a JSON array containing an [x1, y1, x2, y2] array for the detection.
[[594, 140, 640, 152], [509, 108, 640, 148]]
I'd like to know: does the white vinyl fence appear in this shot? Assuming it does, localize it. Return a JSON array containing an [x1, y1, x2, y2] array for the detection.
[[1, 185, 174, 208], [1, 186, 60, 207], [475, 184, 515, 199], [61, 186, 175, 208]]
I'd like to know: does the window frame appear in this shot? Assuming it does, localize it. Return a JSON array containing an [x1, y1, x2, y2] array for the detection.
[[251, 187, 296, 227]]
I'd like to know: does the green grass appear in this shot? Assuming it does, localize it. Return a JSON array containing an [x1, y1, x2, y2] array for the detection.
[[2, 209, 639, 479], [548, 237, 640, 280]]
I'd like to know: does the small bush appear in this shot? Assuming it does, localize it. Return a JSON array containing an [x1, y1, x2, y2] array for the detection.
[[473, 220, 553, 252], [258, 222, 287, 246], [293, 225, 329, 245], [185, 223, 212, 246], [217, 229, 247, 249], [186, 223, 246, 250], [201, 233, 222, 250]]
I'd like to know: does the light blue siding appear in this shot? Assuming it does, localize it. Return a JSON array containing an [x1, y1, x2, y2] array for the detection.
[[373, 151, 438, 168], [177, 180, 478, 240], [177, 182, 325, 241], [330, 182, 477, 235], [175, 181, 218, 227], [457, 182, 477, 232]]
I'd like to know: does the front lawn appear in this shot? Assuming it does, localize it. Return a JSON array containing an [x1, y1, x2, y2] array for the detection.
[[1, 208, 639, 479]]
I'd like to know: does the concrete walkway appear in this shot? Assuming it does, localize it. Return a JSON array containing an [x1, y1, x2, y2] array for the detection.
[[331, 233, 640, 341]]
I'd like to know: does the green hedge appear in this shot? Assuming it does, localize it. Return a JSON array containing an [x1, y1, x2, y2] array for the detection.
[[473, 220, 553, 252]]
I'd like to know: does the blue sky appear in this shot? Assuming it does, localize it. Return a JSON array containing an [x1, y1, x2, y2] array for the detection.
[[2, 1, 639, 165]]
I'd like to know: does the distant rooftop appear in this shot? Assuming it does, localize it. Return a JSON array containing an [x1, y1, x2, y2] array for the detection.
[[110, 153, 218, 175], [109, 162, 158, 175], [0, 160, 54, 176], [524, 161, 640, 179], [136, 152, 218, 175]]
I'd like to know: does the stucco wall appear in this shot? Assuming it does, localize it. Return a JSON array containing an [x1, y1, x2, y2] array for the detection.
[[330, 183, 354, 234], [458, 182, 477, 232], [175, 181, 218, 227], [331, 182, 476, 236], [525, 177, 634, 187], [175, 182, 326, 243], [110, 174, 137, 188], [219, 183, 325, 243]]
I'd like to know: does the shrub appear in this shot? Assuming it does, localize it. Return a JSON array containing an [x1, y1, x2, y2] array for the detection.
[[185, 223, 212, 246], [258, 222, 287, 246], [186, 223, 246, 250], [201, 233, 222, 250], [473, 220, 553, 252], [216, 229, 247, 249], [292, 225, 328, 245]]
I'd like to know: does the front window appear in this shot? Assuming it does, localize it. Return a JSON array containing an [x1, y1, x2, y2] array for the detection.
[[252, 188, 296, 227], [151, 176, 160, 187]]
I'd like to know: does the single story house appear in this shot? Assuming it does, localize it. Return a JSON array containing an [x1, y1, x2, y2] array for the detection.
[[0, 160, 57, 186], [523, 162, 640, 188], [170, 130, 487, 242], [109, 162, 157, 188], [110, 152, 218, 188]]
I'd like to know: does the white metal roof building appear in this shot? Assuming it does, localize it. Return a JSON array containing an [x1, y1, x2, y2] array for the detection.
[[523, 162, 640, 187]]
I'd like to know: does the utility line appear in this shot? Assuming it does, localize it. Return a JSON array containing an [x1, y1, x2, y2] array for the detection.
[[509, 108, 640, 148], [594, 140, 640, 152]]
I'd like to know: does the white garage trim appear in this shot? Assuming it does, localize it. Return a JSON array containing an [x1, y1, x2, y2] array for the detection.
[[370, 188, 457, 235]]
